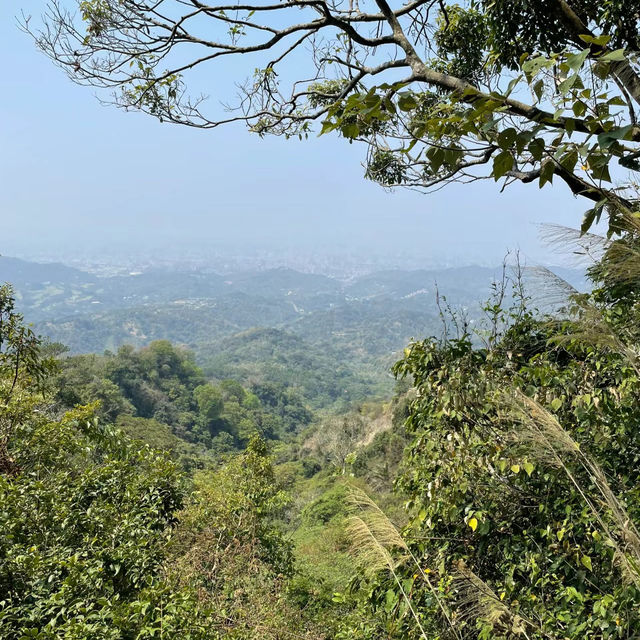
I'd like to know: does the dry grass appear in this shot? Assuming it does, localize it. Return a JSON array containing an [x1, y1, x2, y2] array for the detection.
[[346, 485, 466, 639], [452, 560, 530, 638], [502, 389, 640, 588]]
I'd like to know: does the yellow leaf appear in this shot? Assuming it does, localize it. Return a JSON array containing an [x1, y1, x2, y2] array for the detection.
[[468, 517, 478, 532], [511, 464, 521, 473]]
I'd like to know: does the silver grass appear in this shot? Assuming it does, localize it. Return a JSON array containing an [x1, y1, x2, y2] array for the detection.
[[593, 206, 640, 287], [539, 213, 640, 373], [550, 299, 640, 376], [540, 210, 640, 288], [539, 224, 609, 266], [346, 513, 405, 576], [523, 266, 579, 313], [452, 560, 530, 638], [502, 390, 640, 588], [345, 486, 461, 640], [346, 486, 409, 561]]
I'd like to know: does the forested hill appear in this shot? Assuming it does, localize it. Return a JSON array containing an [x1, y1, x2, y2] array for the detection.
[[1, 256, 588, 356], [0, 256, 587, 409]]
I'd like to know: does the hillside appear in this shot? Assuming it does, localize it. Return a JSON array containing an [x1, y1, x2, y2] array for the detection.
[[1, 256, 589, 411], [2, 256, 582, 353], [199, 327, 390, 409]]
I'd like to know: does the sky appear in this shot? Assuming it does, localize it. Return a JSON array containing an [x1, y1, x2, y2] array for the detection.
[[0, 3, 587, 269]]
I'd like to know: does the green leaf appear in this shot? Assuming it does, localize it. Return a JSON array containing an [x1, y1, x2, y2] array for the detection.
[[523, 462, 534, 476], [581, 555, 593, 571], [397, 92, 418, 112], [493, 151, 514, 180], [341, 123, 360, 139], [505, 75, 522, 97], [593, 61, 611, 80], [578, 34, 611, 46], [581, 204, 603, 233], [539, 159, 554, 187], [598, 125, 634, 150], [497, 128, 517, 150], [532, 79, 544, 102], [427, 146, 445, 172], [572, 101, 587, 117], [528, 138, 545, 161], [558, 74, 579, 94], [566, 49, 589, 72], [590, 164, 612, 183], [319, 120, 338, 135], [600, 49, 626, 62], [559, 150, 578, 172], [522, 56, 554, 79], [385, 588, 400, 613]]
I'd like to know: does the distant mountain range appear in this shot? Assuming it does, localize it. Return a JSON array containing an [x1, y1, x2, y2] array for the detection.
[[1, 255, 589, 406]]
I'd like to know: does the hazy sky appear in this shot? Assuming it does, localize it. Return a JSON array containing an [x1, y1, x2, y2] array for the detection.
[[0, 4, 587, 267]]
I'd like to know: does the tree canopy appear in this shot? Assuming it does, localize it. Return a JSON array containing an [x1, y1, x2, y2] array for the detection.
[[32, 0, 640, 230]]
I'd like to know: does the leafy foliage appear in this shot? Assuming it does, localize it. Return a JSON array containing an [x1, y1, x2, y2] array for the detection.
[[52, 340, 313, 453], [0, 391, 210, 637], [336, 256, 640, 639], [0, 291, 55, 483], [0, 286, 350, 638]]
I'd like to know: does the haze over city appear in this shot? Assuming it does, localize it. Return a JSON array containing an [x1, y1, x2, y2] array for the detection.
[[1, 4, 586, 273]]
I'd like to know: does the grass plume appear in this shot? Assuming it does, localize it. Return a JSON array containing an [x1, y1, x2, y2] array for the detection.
[[345, 485, 462, 640], [502, 389, 640, 588], [452, 560, 531, 638]]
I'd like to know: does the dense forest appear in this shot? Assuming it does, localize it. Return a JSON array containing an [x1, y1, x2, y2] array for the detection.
[[2, 257, 526, 400], [4, 234, 640, 637], [3, 0, 640, 637]]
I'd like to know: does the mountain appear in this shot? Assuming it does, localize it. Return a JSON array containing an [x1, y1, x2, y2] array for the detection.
[[343, 266, 500, 300], [1, 255, 588, 364], [198, 327, 389, 408], [0, 256, 95, 287]]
